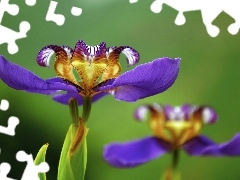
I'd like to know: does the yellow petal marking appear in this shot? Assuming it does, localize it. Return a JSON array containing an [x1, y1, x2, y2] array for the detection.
[[148, 106, 204, 148], [53, 47, 77, 84], [102, 48, 122, 81], [71, 53, 107, 96]]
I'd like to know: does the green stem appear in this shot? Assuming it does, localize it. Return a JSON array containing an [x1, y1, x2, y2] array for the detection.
[[68, 98, 79, 137], [58, 98, 88, 180], [172, 149, 179, 170], [82, 96, 92, 123]]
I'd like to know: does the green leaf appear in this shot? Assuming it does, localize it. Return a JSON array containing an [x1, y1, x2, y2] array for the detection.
[[34, 143, 49, 180], [57, 118, 88, 180]]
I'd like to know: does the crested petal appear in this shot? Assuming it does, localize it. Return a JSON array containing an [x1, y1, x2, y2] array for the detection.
[[183, 134, 240, 156], [134, 103, 162, 122], [36, 45, 73, 67], [72, 40, 107, 60], [98, 57, 180, 102], [0, 56, 77, 95], [52, 92, 109, 105], [107, 46, 139, 65], [201, 107, 217, 124], [103, 136, 171, 168], [164, 104, 193, 120]]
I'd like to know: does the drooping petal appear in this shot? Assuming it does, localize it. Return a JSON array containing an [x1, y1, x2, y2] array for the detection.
[[134, 105, 150, 122], [103, 136, 171, 168], [134, 103, 162, 122], [0, 56, 77, 95], [98, 57, 180, 102], [107, 46, 139, 65], [202, 107, 218, 124], [52, 92, 109, 105], [37, 45, 77, 85], [36, 45, 73, 67], [183, 134, 240, 156]]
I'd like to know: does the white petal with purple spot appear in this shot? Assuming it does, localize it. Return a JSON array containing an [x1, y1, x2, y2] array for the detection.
[[202, 107, 217, 124], [37, 47, 55, 67], [122, 47, 139, 65]]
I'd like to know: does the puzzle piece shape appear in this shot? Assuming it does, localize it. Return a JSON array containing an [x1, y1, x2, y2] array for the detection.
[[71, 6, 82, 16], [25, 0, 37, 6], [0, 99, 19, 136], [0, 116, 19, 136], [0, 149, 16, 180], [45, 1, 82, 25], [0, 99, 9, 111], [133, 0, 240, 37], [0, 0, 31, 54], [0, 0, 19, 22], [129, 0, 138, 3], [0, 162, 16, 180], [16, 151, 49, 180], [0, 21, 30, 54], [45, 1, 65, 26]]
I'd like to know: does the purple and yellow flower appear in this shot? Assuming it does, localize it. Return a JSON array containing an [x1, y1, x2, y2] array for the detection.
[[103, 104, 240, 168], [0, 40, 180, 105]]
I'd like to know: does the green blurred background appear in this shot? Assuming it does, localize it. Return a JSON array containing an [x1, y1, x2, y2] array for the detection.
[[0, 0, 240, 179]]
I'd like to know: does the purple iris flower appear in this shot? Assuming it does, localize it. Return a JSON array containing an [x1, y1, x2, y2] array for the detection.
[[0, 40, 180, 105], [104, 104, 240, 168]]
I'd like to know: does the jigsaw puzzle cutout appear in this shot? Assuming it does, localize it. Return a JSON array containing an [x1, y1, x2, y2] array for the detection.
[[0, 99, 9, 111], [0, 161, 16, 180], [0, 99, 19, 136], [130, 0, 240, 37], [0, 150, 49, 180], [0, 0, 82, 54], [0, 99, 49, 179], [25, 0, 37, 6], [16, 151, 50, 180], [0, 0, 32, 54], [46, 0, 82, 26]]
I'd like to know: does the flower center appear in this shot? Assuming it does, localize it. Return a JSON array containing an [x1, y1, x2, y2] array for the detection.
[[37, 40, 139, 97], [135, 104, 216, 149], [53, 42, 122, 96]]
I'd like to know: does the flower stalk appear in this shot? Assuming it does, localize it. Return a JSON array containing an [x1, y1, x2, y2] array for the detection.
[[172, 149, 179, 170], [82, 96, 92, 123], [58, 98, 88, 180]]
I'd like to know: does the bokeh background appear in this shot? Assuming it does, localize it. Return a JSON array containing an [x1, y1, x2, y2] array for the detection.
[[0, 0, 240, 179]]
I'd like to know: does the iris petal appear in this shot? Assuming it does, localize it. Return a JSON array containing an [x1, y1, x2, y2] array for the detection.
[[107, 46, 139, 66], [36, 45, 73, 67], [98, 57, 180, 102], [183, 134, 240, 156], [103, 136, 171, 168], [0, 56, 77, 95]]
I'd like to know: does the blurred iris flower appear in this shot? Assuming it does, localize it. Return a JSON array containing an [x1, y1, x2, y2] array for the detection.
[[104, 104, 240, 167], [0, 40, 180, 105]]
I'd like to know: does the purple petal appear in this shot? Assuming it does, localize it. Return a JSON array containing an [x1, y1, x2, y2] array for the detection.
[[0, 56, 77, 95], [74, 40, 107, 57], [164, 104, 192, 120], [183, 134, 240, 156], [98, 57, 180, 102], [103, 136, 171, 168], [52, 92, 109, 105]]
